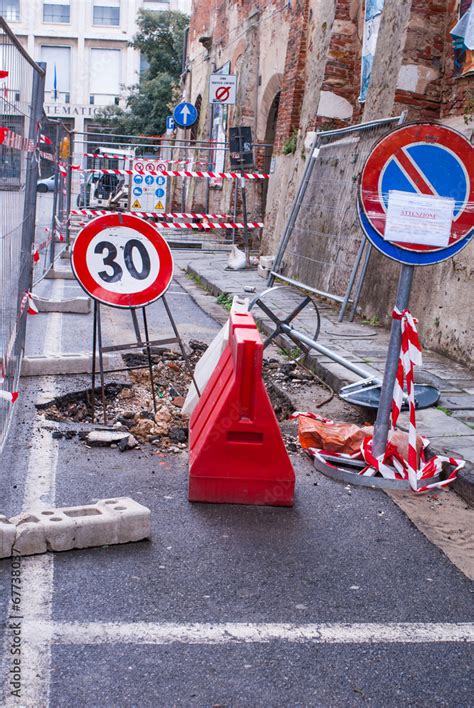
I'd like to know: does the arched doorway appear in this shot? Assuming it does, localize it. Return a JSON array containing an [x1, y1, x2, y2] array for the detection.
[[261, 90, 280, 212]]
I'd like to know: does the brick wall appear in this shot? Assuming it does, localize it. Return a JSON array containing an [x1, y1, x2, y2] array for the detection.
[[273, 0, 310, 152]]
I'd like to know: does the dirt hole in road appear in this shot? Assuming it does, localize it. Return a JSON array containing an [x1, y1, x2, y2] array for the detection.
[[36, 341, 369, 452]]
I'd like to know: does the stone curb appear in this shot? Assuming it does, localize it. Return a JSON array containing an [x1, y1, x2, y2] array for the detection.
[[1, 497, 151, 558], [35, 296, 91, 314], [44, 267, 75, 280], [184, 263, 474, 507], [22, 353, 120, 377], [453, 463, 474, 507]]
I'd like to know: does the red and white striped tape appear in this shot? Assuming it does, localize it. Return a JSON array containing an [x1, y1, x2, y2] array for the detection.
[[82, 167, 269, 180], [82, 152, 134, 160], [19, 291, 39, 316], [70, 209, 230, 220], [71, 217, 262, 230], [82, 153, 209, 166], [0, 375, 18, 404], [32, 227, 63, 263], [291, 309, 465, 494], [153, 221, 263, 230], [361, 309, 464, 492]]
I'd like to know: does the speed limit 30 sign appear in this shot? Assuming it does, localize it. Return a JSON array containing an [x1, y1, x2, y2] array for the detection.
[[71, 213, 173, 308]]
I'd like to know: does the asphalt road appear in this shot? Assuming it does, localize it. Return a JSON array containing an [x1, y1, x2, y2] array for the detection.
[[0, 265, 473, 707]]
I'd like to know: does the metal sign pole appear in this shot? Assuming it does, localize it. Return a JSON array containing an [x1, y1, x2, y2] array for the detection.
[[372, 264, 414, 457], [49, 121, 61, 267]]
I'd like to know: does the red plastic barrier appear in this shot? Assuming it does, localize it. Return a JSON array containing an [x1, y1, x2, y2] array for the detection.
[[188, 312, 295, 506]]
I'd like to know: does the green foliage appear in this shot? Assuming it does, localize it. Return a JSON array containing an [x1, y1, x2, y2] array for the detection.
[[362, 315, 380, 327], [96, 9, 189, 136], [216, 293, 233, 311], [282, 131, 297, 155]]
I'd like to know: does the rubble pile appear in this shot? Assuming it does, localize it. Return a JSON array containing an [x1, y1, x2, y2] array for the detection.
[[39, 343, 335, 455]]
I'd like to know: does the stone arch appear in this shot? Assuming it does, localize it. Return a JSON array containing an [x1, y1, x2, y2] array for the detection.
[[257, 73, 283, 141]]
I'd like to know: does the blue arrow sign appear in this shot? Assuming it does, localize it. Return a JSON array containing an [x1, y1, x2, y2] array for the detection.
[[173, 101, 198, 129]]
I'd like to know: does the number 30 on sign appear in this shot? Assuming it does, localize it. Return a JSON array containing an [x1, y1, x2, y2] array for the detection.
[[71, 214, 173, 308]]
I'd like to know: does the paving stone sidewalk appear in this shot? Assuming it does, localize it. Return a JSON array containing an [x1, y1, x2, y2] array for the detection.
[[174, 253, 474, 500]]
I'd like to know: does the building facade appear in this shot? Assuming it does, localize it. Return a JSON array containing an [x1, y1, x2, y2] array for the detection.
[[1, 0, 190, 138], [183, 0, 474, 366]]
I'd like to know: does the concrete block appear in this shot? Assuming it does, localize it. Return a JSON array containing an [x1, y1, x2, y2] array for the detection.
[[0, 514, 17, 559], [11, 513, 47, 556], [34, 296, 91, 314], [21, 353, 118, 377], [257, 264, 270, 279], [86, 430, 131, 447], [44, 267, 75, 280], [259, 255, 274, 269], [9, 498, 150, 555]]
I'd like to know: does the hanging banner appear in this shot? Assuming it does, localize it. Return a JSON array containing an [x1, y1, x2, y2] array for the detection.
[[359, 0, 385, 103], [210, 61, 230, 189], [450, 1, 474, 76]]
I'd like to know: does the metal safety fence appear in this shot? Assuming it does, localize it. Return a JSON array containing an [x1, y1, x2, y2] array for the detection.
[[69, 130, 271, 252], [269, 115, 405, 320], [0, 19, 45, 452], [32, 117, 72, 284]]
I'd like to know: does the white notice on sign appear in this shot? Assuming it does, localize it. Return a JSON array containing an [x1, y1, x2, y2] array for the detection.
[[384, 191, 454, 248], [209, 74, 237, 105]]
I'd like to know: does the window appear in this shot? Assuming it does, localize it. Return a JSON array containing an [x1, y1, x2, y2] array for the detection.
[[90, 48, 121, 104], [139, 53, 150, 77], [43, 0, 70, 24], [40, 46, 71, 98], [143, 1, 170, 11], [93, 0, 120, 26], [0, 0, 20, 21], [0, 116, 24, 187]]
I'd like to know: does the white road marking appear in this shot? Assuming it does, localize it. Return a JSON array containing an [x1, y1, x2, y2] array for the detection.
[[2, 279, 63, 706], [25, 621, 474, 646]]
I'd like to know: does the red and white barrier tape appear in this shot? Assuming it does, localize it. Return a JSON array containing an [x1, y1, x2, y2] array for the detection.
[[82, 153, 209, 166], [0, 290, 38, 404], [20, 291, 39, 316], [0, 375, 18, 404], [32, 227, 64, 263], [291, 313, 465, 496], [70, 216, 263, 230], [82, 152, 134, 160], [157, 221, 264, 230], [70, 209, 230, 220], [82, 167, 269, 180]]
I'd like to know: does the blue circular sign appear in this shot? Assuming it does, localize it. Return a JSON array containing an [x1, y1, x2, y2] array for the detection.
[[359, 123, 474, 266], [133, 175, 143, 184], [132, 187, 143, 196], [145, 175, 154, 185], [155, 188, 165, 198], [173, 101, 198, 129], [156, 176, 166, 186]]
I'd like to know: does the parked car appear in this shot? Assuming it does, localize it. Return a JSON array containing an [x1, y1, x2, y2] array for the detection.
[[36, 174, 56, 193]]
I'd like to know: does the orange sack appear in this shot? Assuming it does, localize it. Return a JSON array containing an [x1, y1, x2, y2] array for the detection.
[[297, 414, 424, 463], [297, 415, 373, 456]]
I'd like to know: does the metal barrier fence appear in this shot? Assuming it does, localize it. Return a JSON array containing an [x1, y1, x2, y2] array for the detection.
[[269, 115, 405, 320], [69, 130, 270, 252], [32, 117, 71, 284], [0, 19, 45, 453]]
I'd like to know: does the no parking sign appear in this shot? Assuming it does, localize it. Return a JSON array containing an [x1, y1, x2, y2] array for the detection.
[[359, 123, 474, 265]]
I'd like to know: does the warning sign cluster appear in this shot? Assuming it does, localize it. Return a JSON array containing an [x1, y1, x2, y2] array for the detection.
[[132, 159, 167, 213]]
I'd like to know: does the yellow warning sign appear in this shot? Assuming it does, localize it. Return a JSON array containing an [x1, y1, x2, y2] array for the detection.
[[132, 199, 141, 209], [154, 200, 164, 210]]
